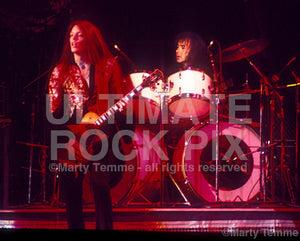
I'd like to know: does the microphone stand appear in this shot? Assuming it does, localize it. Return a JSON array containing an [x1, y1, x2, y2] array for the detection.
[[290, 69, 300, 204], [209, 41, 222, 202], [23, 70, 50, 205]]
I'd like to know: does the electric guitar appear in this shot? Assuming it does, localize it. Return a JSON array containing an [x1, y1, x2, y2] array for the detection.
[[65, 69, 164, 164]]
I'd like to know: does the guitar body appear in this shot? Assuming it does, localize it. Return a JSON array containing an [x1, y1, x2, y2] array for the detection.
[[68, 112, 101, 136], [64, 112, 105, 166], [60, 69, 163, 166], [81, 112, 100, 124]]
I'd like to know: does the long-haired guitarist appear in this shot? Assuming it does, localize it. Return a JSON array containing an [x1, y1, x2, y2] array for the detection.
[[48, 20, 125, 229]]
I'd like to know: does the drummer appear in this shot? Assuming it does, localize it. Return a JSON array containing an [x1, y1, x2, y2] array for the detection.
[[172, 31, 212, 77], [164, 32, 213, 139]]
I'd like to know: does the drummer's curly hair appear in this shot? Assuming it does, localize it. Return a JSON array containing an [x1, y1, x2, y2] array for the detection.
[[175, 32, 208, 67], [175, 32, 212, 76]]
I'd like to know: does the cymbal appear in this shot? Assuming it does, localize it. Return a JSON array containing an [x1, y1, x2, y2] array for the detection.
[[216, 39, 269, 63]]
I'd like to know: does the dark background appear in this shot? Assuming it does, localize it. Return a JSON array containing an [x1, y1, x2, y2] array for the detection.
[[0, 0, 299, 206]]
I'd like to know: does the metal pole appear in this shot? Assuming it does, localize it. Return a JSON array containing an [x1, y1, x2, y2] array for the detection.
[[27, 101, 36, 205], [215, 96, 220, 202], [290, 69, 300, 203], [158, 90, 169, 206]]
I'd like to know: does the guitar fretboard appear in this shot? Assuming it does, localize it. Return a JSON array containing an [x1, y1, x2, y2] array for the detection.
[[94, 85, 143, 125]]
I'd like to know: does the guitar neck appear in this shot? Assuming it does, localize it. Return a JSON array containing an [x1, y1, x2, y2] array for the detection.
[[94, 85, 143, 126]]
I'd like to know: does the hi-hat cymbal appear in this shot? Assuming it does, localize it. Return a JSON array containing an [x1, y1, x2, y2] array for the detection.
[[216, 39, 269, 63]]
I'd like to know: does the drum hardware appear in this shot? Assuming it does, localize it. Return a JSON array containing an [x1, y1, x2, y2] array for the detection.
[[217, 114, 260, 128], [229, 141, 281, 164], [291, 68, 300, 204], [276, 82, 300, 89], [218, 39, 272, 202], [228, 53, 297, 203], [271, 58, 298, 203], [270, 91, 295, 203], [215, 39, 269, 63], [208, 38, 275, 203], [271, 57, 296, 84], [209, 40, 223, 202], [213, 95, 221, 203], [119, 165, 161, 206], [156, 88, 192, 206], [241, 54, 296, 203], [245, 55, 268, 202], [271, 67, 299, 203], [226, 89, 260, 96]]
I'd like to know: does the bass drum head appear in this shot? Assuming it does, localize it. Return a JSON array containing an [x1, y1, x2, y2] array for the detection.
[[83, 126, 162, 206], [111, 126, 162, 205], [173, 122, 262, 202]]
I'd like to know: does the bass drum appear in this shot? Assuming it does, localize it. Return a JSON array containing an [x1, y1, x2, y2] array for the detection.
[[83, 126, 163, 206], [172, 122, 262, 202]]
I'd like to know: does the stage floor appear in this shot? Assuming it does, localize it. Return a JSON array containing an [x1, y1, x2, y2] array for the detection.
[[0, 202, 300, 236]]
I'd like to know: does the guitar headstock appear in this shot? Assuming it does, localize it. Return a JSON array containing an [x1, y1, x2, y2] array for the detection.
[[141, 69, 164, 88]]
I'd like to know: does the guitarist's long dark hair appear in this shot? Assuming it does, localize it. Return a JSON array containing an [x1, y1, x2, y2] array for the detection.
[[58, 20, 113, 77]]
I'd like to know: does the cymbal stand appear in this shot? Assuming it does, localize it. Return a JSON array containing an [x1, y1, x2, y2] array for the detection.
[[290, 69, 300, 204], [158, 90, 168, 206], [27, 100, 36, 205], [156, 89, 191, 206], [286, 68, 299, 203], [244, 55, 296, 203], [209, 41, 222, 202], [242, 52, 269, 201], [269, 85, 295, 203], [214, 95, 220, 202]]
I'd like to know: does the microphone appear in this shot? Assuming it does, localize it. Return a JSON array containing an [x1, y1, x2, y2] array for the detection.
[[208, 41, 218, 86], [208, 40, 217, 60], [114, 44, 121, 52], [207, 40, 224, 92], [287, 57, 296, 66], [272, 57, 296, 82], [208, 41, 214, 51], [114, 44, 136, 69]]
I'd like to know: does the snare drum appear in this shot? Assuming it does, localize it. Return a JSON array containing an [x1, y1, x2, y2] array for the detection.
[[168, 69, 212, 119], [130, 72, 165, 123]]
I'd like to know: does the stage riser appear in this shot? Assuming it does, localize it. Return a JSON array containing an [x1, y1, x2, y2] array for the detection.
[[0, 207, 299, 232]]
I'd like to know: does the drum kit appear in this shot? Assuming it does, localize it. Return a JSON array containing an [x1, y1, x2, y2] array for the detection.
[[84, 39, 298, 207]]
